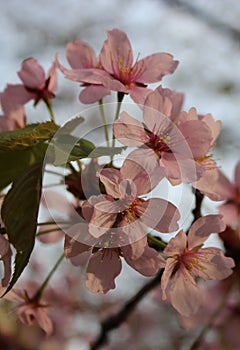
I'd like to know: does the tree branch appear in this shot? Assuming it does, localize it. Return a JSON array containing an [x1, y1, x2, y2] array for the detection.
[[90, 268, 164, 350]]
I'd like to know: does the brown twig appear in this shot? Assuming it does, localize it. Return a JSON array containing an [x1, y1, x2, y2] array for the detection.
[[90, 268, 164, 350]]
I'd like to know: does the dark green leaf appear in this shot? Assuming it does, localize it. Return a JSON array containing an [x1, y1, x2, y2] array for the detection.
[[1, 162, 43, 295], [0, 121, 59, 152], [0, 143, 48, 191]]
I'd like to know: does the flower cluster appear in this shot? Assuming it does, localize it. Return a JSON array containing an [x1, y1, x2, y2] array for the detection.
[[0, 28, 237, 343]]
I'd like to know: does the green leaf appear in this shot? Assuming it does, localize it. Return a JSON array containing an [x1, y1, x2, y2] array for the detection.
[[0, 143, 48, 191], [1, 162, 43, 295], [88, 146, 126, 158], [0, 121, 59, 152]]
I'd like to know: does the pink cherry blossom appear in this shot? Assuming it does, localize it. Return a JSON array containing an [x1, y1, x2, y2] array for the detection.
[[58, 29, 178, 105], [87, 159, 180, 243], [113, 86, 212, 183], [0, 58, 57, 117], [4, 288, 53, 335], [99, 29, 179, 104], [161, 215, 235, 316], [65, 232, 165, 293]]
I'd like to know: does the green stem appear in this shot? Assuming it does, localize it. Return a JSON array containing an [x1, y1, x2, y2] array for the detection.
[[99, 99, 110, 147], [112, 92, 124, 148], [37, 221, 74, 226], [34, 253, 64, 300], [45, 100, 56, 123], [147, 233, 167, 250]]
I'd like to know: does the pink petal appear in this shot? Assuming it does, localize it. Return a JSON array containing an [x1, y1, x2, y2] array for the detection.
[[136, 53, 179, 84], [98, 168, 122, 198], [47, 61, 58, 92], [218, 203, 238, 227], [170, 268, 201, 316], [113, 111, 148, 147], [35, 308, 53, 336], [208, 169, 235, 200], [138, 198, 180, 233], [85, 249, 122, 293], [1, 84, 33, 110], [18, 58, 45, 89], [146, 85, 184, 122], [193, 168, 226, 201], [100, 29, 133, 76], [129, 85, 152, 105], [161, 153, 204, 183], [178, 120, 213, 159], [121, 236, 147, 260], [234, 161, 240, 186], [161, 257, 177, 300], [193, 247, 234, 280], [163, 230, 187, 256], [143, 86, 174, 118], [79, 85, 111, 104], [0, 235, 12, 287], [66, 40, 97, 69], [124, 244, 165, 276], [188, 215, 226, 249], [64, 234, 91, 259], [201, 113, 221, 144], [126, 148, 159, 174], [121, 158, 164, 195]]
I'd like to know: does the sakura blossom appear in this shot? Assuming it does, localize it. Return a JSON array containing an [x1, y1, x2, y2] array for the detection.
[[65, 232, 165, 293], [57, 29, 178, 104], [4, 288, 53, 335], [86, 158, 180, 245], [113, 86, 213, 183], [161, 215, 235, 316]]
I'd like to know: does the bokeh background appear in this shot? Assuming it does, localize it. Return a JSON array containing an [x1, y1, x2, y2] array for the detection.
[[1, 1, 240, 349]]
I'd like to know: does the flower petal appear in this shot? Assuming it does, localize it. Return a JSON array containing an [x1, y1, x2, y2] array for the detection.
[[85, 249, 122, 293], [170, 268, 201, 316], [188, 215, 226, 249], [66, 40, 97, 69], [100, 29, 133, 75], [136, 53, 178, 84], [79, 85, 111, 104], [113, 111, 148, 147], [18, 58, 45, 89]]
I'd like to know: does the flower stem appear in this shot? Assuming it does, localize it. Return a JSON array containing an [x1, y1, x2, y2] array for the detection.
[[112, 92, 124, 148], [99, 99, 110, 147], [34, 253, 65, 300], [147, 233, 167, 250], [45, 100, 56, 123]]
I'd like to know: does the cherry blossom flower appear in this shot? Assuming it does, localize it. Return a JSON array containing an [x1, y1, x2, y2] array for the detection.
[[4, 288, 53, 335], [217, 161, 240, 234], [0, 58, 57, 115], [113, 86, 212, 183], [58, 29, 178, 105], [65, 233, 165, 293], [87, 159, 180, 243], [161, 215, 235, 316]]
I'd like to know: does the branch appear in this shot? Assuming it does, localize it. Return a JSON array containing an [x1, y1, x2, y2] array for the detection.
[[90, 268, 164, 350], [191, 188, 204, 223]]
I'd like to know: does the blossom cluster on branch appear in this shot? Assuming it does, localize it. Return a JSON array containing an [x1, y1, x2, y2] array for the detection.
[[0, 28, 239, 349]]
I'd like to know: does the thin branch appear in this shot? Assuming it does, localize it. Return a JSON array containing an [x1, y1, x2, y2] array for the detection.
[[191, 188, 204, 224], [90, 268, 164, 350]]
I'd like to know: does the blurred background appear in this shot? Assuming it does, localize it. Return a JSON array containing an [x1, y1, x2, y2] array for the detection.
[[1, 0, 240, 349]]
